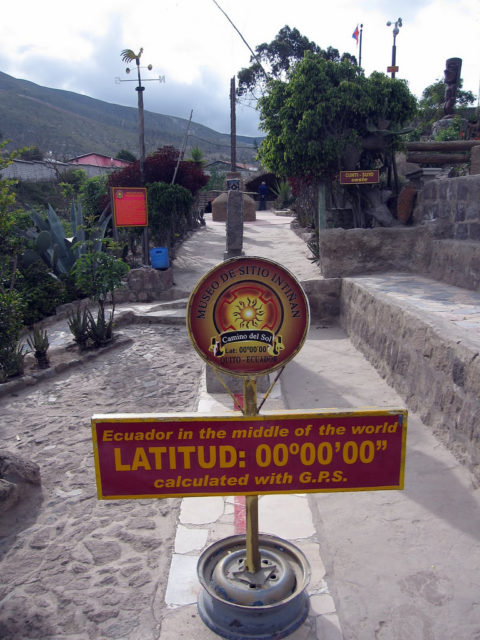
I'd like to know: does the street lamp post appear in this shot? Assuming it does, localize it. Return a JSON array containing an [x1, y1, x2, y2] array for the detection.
[[386, 18, 402, 78]]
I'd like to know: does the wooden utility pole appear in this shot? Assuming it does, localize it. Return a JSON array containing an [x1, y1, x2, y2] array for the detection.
[[230, 77, 236, 171]]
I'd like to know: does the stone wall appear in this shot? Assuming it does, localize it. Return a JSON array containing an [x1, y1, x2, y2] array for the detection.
[[318, 226, 480, 291], [53, 268, 174, 320], [112, 267, 174, 303], [318, 227, 423, 278], [301, 278, 342, 324], [0, 159, 120, 182], [413, 174, 480, 241], [317, 175, 480, 292], [340, 278, 480, 482]]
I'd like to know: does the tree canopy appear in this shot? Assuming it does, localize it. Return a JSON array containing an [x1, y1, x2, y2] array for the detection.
[[237, 26, 356, 102], [257, 52, 417, 179], [413, 78, 476, 138]]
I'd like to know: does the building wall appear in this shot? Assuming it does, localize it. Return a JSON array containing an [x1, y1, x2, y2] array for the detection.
[[0, 159, 122, 181]]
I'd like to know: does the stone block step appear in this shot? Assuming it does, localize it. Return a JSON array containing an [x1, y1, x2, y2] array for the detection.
[[340, 273, 480, 482]]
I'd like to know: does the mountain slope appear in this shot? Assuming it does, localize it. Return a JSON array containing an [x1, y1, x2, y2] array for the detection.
[[0, 71, 258, 163]]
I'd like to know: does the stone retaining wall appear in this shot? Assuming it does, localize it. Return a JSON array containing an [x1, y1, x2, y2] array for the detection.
[[50, 267, 174, 323], [301, 278, 342, 325], [340, 278, 480, 482], [316, 174, 480, 292], [318, 225, 480, 292], [413, 174, 480, 241]]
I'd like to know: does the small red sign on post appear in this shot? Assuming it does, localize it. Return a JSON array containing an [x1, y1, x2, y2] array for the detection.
[[339, 170, 380, 185], [112, 187, 148, 227], [92, 408, 407, 499], [387, 66, 399, 73]]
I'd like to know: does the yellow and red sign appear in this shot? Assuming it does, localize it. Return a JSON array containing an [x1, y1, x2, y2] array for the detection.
[[339, 170, 380, 185], [91, 409, 407, 499], [187, 257, 310, 376], [111, 187, 148, 227]]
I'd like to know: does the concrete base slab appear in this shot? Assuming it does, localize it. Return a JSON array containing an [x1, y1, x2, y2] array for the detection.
[[205, 365, 271, 393]]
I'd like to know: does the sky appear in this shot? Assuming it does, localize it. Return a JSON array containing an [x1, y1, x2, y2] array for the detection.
[[1, 0, 479, 137]]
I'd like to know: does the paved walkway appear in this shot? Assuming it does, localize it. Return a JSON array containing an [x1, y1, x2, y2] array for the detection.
[[1, 211, 479, 640]]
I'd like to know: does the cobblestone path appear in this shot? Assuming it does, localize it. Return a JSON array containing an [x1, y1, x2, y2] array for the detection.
[[0, 324, 203, 640]]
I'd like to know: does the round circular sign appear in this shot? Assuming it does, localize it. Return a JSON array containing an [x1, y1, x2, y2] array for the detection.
[[187, 256, 310, 376]]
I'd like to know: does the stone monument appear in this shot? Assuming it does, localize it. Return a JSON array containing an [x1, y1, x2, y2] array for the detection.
[[224, 187, 244, 260], [432, 57, 465, 138], [442, 57, 462, 119], [211, 171, 256, 222]]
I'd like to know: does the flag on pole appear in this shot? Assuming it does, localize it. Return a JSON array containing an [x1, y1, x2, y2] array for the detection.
[[352, 25, 359, 45]]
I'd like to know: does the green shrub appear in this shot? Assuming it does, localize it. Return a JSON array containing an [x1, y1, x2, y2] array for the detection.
[[434, 116, 466, 141], [0, 290, 25, 380], [16, 261, 67, 325], [147, 182, 193, 248]]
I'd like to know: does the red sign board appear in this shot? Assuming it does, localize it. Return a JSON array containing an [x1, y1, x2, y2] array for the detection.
[[387, 66, 399, 73], [111, 187, 148, 227], [92, 409, 407, 499], [187, 257, 310, 376], [339, 170, 380, 185]]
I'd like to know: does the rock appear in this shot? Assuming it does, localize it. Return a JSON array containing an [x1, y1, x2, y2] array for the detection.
[[0, 478, 19, 514], [0, 451, 41, 514], [0, 451, 41, 485], [365, 188, 399, 227]]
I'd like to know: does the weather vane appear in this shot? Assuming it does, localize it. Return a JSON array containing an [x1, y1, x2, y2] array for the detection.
[[115, 48, 165, 265], [115, 48, 165, 86]]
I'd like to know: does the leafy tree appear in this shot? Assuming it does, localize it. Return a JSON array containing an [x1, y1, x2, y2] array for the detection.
[[203, 166, 226, 191], [108, 146, 208, 195], [147, 182, 193, 248], [116, 149, 137, 163], [0, 141, 27, 378], [79, 175, 108, 217], [414, 78, 476, 138], [0, 141, 25, 291], [58, 168, 87, 201], [257, 53, 416, 180], [237, 26, 356, 102]]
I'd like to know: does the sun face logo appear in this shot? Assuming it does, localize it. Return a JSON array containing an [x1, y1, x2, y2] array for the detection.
[[232, 297, 265, 329]]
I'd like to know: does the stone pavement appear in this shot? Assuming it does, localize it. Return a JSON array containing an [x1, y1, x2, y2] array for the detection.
[[1, 211, 480, 640]]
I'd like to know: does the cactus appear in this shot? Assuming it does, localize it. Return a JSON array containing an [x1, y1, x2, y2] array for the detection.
[[17, 202, 112, 277]]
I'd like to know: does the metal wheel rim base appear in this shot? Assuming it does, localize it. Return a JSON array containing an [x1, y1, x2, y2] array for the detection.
[[197, 534, 311, 640]]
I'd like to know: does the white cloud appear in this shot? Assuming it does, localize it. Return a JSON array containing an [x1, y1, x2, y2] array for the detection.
[[1, 0, 478, 137]]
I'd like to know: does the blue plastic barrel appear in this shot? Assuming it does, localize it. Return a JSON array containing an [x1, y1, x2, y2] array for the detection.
[[150, 247, 169, 270]]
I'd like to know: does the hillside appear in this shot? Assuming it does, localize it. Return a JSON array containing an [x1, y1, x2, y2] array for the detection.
[[0, 71, 259, 164]]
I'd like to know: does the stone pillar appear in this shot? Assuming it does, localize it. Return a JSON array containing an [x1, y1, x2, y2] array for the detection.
[[224, 188, 244, 259], [470, 146, 480, 175]]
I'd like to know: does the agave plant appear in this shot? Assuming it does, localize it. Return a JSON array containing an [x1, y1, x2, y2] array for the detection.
[[26, 325, 50, 369], [271, 180, 294, 210], [18, 202, 112, 277], [87, 307, 113, 348], [67, 307, 89, 351]]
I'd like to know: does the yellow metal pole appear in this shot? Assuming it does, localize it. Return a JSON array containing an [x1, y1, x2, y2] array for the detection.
[[243, 377, 260, 574]]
